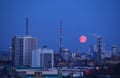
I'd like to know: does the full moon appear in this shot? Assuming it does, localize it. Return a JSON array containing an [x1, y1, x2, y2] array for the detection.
[[80, 35, 87, 43]]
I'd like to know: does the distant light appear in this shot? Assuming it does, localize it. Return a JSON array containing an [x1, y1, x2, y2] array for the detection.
[[96, 67, 99, 70], [80, 35, 87, 43]]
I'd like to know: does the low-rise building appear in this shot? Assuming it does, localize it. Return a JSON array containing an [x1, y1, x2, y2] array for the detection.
[[32, 48, 54, 68]]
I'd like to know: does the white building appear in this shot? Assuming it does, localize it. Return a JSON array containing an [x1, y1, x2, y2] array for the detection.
[[101, 52, 112, 59], [32, 48, 54, 68]]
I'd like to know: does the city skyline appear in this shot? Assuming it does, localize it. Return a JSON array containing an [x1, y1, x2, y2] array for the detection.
[[0, 0, 120, 52]]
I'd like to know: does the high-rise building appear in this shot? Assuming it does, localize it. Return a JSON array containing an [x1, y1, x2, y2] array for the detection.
[[61, 49, 71, 61], [32, 48, 54, 68], [12, 36, 38, 66]]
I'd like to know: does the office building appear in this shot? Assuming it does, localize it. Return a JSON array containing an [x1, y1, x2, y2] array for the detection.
[[32, 48, 54, 68], [61, 49, 71, 61], [12, 36, 38, 66]]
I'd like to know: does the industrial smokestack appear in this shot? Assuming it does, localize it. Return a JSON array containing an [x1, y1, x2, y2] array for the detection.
[[26, 16, 28, 35], [98, 36, 102, 58], [59, 20, 62, 60], [97, 36, 102, 66]]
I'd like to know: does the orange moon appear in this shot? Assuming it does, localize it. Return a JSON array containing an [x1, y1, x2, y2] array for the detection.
[[80, 35, 87, 43]]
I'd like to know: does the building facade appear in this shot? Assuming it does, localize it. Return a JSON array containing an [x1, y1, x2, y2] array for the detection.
[[12, 36, 38, 66], [32, 48, 54, 68]]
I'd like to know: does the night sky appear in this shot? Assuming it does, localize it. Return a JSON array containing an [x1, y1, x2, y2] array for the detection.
[[0, 0, 120, 52]]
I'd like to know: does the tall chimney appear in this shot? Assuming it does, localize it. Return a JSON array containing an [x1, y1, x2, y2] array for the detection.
[[26, 16, 28, 35], [60, 20, 62, 60], [97, 36, 102, 66]]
